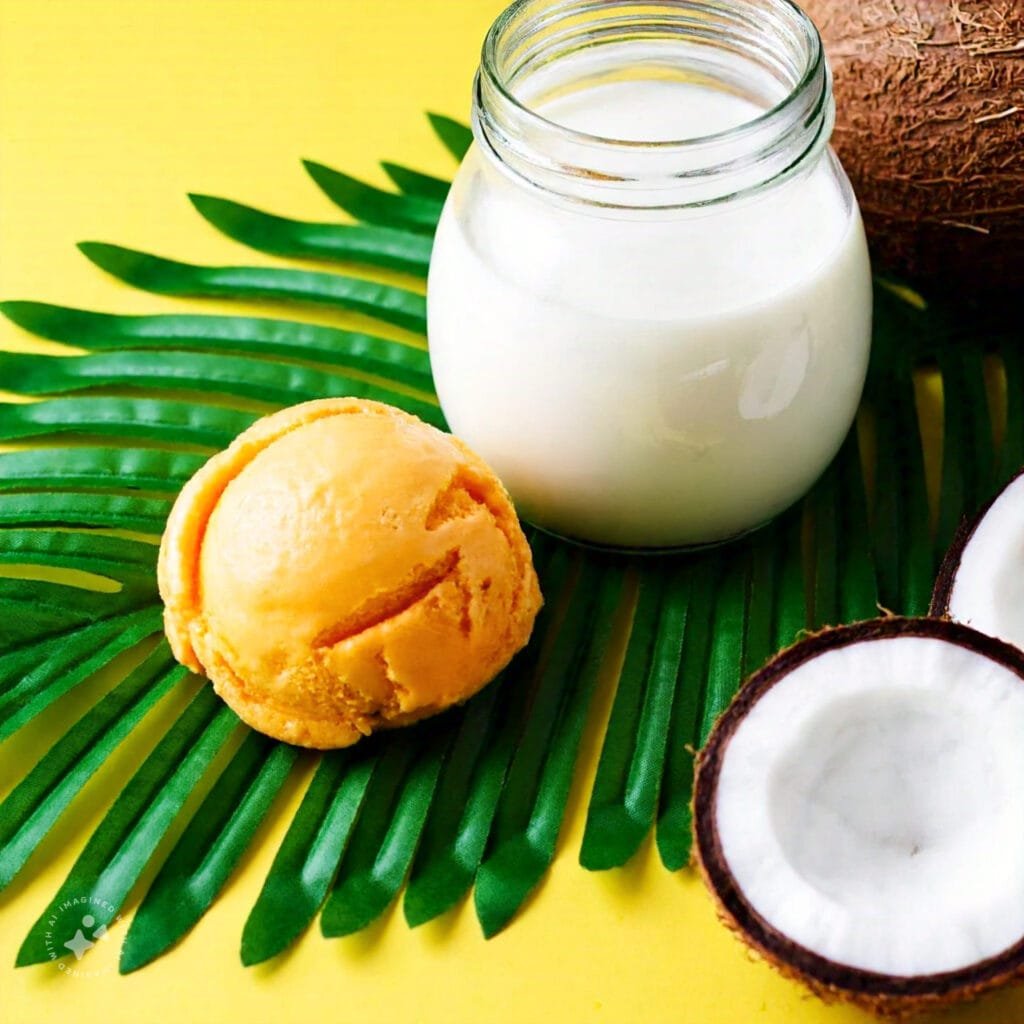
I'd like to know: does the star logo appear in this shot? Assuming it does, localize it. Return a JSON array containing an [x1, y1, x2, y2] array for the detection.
[[45, 900, 118, 976], [63, 929, 94, 961], [62, 914, 107, 961]]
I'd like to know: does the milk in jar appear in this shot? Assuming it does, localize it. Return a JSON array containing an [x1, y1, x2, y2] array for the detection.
[[427, 0, 873, 549]]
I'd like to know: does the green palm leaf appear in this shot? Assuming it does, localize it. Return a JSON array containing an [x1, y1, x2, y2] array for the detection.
[[695, 546, 751, 745], [809, 432, 877, 627], [79, 243, 427, 333], [320, 724, 452, 938], [0, 647, 184, 890], [1, 302, 434, 390], [473, 555, 626, 936], [0, 109, 1013, 974], [0, 350, 442, 428], [0, 606, 152, 691], [302, 161, 443, 234], [427, 113, 473, 160], [869, 368, 934, 615], [189, 194, 433, 273], [654, 558, 720, 870], [935, 343, 996, 556], [0, 397, 253, 449], [867, 291, 935, 616], [1002, 343, 1024, 483], [0, 492, 171, 533], [0, 529, 156, 581], [0, 606, 163, 740], [579, 563, 688, 871], [402, 676, 510, 928], [0, 579, 156, 648], [16, 685, 238, 966], [0, 447, 205, 494], [241, 748, 376, 965], [402, 533, 561, 928], [380, 162, 450, 201], [836, 431, 879, 624], [120, 731, 299, 973]]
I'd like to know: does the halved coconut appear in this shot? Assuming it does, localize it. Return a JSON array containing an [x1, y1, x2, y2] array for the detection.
[[932, 469, 1024, 650], [694, 618, 1024, 1016]]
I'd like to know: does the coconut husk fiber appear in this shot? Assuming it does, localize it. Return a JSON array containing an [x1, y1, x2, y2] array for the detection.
[[801, 0, 1023, 294]]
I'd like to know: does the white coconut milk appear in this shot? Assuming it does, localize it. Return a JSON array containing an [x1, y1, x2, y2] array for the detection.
[[427, 79, 873, 548]]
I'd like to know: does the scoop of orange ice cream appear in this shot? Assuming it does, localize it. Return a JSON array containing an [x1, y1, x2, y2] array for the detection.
[[158, 398, 542, 749]]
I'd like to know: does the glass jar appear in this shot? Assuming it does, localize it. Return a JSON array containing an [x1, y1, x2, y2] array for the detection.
[[427, 0, 872, 550]]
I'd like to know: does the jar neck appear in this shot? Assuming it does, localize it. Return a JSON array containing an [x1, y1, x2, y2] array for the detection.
[[473, 0, 834, 209]]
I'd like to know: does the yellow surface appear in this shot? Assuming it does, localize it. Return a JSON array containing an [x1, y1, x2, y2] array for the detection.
[[159, 397, 541, 748], [0, 2, 1018, 1022]]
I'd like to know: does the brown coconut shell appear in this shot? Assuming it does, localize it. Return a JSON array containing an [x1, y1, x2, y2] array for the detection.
[[931, 466, 1024, 616], [800, 0, 1024, 294], [694, 617, 1024, 1018]]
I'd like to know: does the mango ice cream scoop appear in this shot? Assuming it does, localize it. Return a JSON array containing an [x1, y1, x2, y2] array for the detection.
[[158, 398, 542, 749]]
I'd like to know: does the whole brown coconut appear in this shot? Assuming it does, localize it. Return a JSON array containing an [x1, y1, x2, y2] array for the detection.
[[801, 0, 1024, 293]]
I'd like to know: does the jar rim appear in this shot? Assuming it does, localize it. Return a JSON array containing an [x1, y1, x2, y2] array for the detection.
[[473, 0, 834, 209], [480, 0, 825, 152]]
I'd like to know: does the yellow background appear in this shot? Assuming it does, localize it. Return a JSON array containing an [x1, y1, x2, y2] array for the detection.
[[0, 2, 1016, 1022]]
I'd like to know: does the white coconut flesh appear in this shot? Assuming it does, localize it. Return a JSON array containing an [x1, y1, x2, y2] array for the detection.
[[714, 632, 1024, 978], [945, 473, 1024, 650]]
